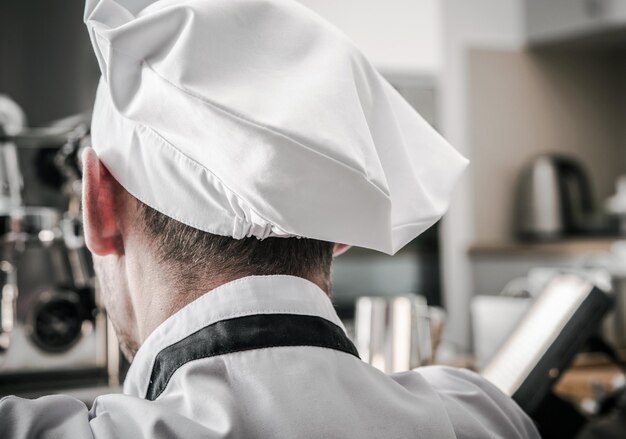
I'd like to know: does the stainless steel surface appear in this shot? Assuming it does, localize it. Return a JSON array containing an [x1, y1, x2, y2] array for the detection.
[[0, 143, 23, 211], [0, 207, 61, 354], [0, 122, 109, 392], [355, 295, 432, 373], [0, 206, 61, 240], [515, 154, 594, 240], [0, 2, 126, 393], [0, 214, 104, 374], [0, 95, 26, 136], [0, 260, 17, 351], [516, 156, 563, 238], [427, 306, 446, 359]]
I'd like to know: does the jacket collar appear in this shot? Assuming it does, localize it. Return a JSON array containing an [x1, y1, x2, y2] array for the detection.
[[123, 275, 346, 398]]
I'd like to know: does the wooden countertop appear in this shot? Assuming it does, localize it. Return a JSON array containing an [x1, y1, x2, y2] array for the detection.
[[554, 352, 625, 406]]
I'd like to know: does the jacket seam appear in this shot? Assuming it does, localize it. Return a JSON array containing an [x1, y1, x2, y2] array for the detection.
[[130, 121, 282, 233]]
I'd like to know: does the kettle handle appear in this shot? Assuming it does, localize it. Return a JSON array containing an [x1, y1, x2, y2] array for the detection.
[[554, 157, 593, 232]]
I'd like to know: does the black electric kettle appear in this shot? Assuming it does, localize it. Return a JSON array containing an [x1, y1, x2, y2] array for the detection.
[[515, 154, 597, 240]]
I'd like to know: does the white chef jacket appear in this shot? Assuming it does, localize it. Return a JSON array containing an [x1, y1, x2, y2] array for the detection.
[[1, 275, 540, 438]]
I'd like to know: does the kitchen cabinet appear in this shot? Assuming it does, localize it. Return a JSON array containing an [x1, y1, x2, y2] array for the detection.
[[526, 0, 626, 46]]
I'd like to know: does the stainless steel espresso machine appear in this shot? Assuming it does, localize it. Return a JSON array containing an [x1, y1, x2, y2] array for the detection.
[[0, 97, 115, 395]]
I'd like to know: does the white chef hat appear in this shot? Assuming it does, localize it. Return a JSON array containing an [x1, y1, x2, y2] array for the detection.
[[84, 0, 467, 255]]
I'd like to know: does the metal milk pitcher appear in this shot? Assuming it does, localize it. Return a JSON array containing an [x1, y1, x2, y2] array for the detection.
[[355, 294, 432, 373]]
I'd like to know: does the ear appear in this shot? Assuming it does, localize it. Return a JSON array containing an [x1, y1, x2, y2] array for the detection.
[[332, 243, 351, 257], [82, 147, 123, 256]]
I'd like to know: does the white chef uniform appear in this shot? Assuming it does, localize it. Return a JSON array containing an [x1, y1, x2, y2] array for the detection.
[[0, 0, 540, 437], [1, 275, 539, 438]]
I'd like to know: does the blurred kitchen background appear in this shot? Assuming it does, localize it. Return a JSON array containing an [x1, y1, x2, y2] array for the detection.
[[3, 1, 626, 437]]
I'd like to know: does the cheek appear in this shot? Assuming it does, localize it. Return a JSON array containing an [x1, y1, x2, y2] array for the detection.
[[93, 256, 140, 359], [94, 256, 134, 329]]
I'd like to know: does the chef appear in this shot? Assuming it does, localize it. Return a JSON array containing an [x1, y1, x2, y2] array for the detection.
[[1, 0, 540, 437]]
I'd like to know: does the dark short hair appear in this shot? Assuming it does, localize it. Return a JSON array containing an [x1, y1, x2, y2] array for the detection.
[[139, 202, 335, 292]]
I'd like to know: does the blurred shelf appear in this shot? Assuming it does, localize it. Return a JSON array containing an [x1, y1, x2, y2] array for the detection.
[[469, 238, 620, 257], [526, 0, 626, 49]]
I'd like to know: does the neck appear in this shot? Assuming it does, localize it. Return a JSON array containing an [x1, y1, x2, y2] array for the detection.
[[131, 262, 330, 346], [131, 267, 235, 344]]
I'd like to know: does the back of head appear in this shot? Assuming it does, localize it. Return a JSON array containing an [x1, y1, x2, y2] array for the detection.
[[139, 201, 334, 293]]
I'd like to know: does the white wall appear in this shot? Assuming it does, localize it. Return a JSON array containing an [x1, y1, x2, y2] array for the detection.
[[297, 0, 442, 74], [440, 0, 526, 351]]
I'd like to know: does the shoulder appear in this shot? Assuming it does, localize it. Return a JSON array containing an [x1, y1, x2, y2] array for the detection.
[[396, 366, 541, 439], [0, 394, 93, 439], [90, 393, 221, 438], [0, 392, 214, 439]]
